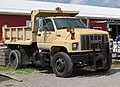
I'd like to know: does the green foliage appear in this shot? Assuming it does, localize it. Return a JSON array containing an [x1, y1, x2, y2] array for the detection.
[[112, 59, 120, 64], [0, 66, 36, 74], [112, 59, 120, 67]]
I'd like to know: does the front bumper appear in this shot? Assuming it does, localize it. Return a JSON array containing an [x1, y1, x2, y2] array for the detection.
[[70, 52, 107, 69], [71, 53, 93, 63]]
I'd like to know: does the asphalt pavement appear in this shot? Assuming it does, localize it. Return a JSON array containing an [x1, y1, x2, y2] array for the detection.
[[0, 68, 120, 87]]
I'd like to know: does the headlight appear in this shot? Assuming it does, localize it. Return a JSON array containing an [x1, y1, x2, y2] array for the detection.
[[72, 43, 78, 50]]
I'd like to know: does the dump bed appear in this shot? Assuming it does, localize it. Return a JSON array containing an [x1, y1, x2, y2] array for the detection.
[[2, 25, 36, 45]]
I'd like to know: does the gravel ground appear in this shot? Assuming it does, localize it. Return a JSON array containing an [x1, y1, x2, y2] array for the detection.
[[1, 67, 120, 87]]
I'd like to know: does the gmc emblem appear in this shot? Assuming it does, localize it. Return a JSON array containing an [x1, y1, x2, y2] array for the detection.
[[90, 40, 101, 44]]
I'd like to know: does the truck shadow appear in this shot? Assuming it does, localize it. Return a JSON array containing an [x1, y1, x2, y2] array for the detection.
[[34, 66, 53, 74], [26, 65, 120, 78], [35, 66, 120, 78], [71, 68, 120, 78]]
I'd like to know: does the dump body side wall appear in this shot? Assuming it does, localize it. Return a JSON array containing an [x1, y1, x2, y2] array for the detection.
[[2, 26, 36, 45]]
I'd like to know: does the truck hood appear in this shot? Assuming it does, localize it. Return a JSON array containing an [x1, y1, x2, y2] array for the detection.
[[56, 28, 108, 40], [74, 28, 108, 35], [57, 28, 108, 35]]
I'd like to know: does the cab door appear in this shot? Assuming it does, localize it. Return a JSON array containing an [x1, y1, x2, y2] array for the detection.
[[37, 19, 56, 49], [43, 19, 56, 43]]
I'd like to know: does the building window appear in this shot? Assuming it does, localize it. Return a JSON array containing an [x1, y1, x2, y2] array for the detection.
[[93, 27, 102, 30], [26, 20, 31, 27]]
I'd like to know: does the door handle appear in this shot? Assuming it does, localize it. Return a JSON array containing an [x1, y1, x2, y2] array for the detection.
[[37, 34, 41, 36]]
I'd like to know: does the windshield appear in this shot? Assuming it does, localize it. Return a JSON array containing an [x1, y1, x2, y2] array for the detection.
[[54, 18, 86, 30]]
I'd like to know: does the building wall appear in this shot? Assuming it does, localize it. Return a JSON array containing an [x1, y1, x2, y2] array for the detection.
[[81, 19, 107, 31], [89, 19, 107, 31], [0, 14, 30, 41]]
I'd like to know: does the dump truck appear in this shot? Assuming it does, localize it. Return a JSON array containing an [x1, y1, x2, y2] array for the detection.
[[2, 8, 112, 77]]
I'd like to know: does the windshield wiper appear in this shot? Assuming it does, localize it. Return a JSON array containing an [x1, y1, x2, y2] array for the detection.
[[74, 25, 84, 28], [58, 26, 69, 29]]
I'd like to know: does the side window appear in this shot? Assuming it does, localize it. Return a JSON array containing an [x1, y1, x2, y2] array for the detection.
[[43, 19, 54, 31]]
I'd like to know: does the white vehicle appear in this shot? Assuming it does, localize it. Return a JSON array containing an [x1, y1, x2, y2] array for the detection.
[[112, 41, 120, 58]]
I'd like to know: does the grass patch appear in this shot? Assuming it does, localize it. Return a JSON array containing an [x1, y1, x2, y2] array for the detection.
[[0, 66, 37, 74], [112, 59, 120, 64], [112, 59, 120, 67]]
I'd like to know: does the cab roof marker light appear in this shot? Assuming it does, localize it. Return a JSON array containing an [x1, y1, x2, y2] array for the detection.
[[55, 7, 62, 13]]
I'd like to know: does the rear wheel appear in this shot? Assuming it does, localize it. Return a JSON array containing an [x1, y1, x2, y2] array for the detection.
[[9, 50, 21, 69], [52, 52, 73, 77]]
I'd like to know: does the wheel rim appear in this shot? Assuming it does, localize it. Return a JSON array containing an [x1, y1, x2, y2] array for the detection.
[[55, 57, 65, 73], [11, 54, 17, 67]]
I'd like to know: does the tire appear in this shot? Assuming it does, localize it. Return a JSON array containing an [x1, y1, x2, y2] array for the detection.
[[98, 54, 112, 72], [52, 52, 73, 77], [9, 50, 21, 69], [104, 54, 112, 71]]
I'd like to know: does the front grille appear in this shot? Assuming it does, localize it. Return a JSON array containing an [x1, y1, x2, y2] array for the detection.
[[81, 34, 108, 50]]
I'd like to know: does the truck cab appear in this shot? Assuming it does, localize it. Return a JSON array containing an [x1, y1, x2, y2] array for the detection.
[[37, 17, 86, 51]]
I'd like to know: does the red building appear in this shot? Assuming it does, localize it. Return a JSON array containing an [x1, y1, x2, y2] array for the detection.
[[0, 14, 30, 41], [81, 18, 120, 40]]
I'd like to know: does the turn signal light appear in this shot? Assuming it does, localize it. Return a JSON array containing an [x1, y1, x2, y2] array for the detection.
[[71, 33, 75, 40], [67, 28, 71, 32]]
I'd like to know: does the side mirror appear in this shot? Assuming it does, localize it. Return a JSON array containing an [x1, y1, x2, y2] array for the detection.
[[36, 17, 43, 31]]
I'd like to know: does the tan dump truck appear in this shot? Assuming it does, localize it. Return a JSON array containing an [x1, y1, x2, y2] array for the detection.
[[2, 8, 112, 77]]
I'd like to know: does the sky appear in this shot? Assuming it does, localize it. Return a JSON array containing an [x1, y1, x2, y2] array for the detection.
[[34, 0, 120, 8]]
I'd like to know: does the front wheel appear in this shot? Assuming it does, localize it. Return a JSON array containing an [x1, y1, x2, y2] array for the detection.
[[103, 54, 112, 71], [98, 54, 112, 72], [52, 52, 73, 77]]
